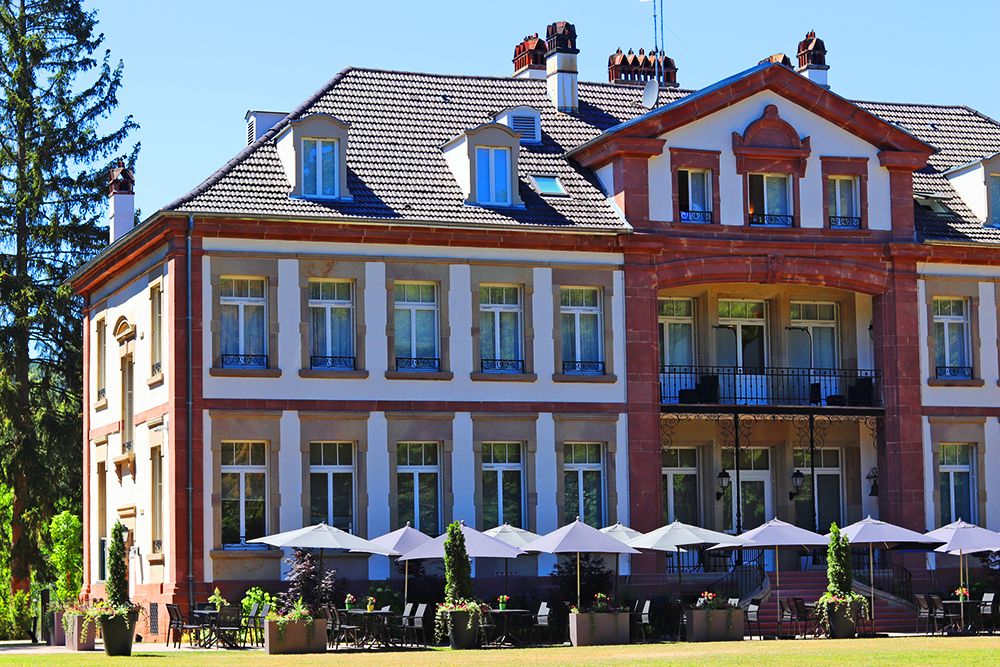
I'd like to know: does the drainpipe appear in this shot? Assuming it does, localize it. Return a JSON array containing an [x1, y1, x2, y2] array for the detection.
[[186, 214, 195, 609]]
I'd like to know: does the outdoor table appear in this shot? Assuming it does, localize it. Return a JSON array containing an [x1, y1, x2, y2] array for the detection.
[[191, 609, 219, 648], [485, 608, 530, 647], [348, 609, 394, 648], [942, 600, 977, 632]]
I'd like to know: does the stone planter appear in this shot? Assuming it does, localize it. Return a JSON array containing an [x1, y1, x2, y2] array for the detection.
[[98, 611, 138, 657], [50, 611, 65, 646], [568, 611, 630, 647], [63, 614, 95, 651], [684, 609, 745, 642], [448, 610, 481, 650], [264, 619, 327, 654], [827, 604, 856, 639]]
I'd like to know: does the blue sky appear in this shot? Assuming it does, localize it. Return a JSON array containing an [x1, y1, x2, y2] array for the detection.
[[93, 0, 999, 218]]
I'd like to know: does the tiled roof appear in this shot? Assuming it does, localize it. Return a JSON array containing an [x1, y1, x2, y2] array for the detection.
[[165, 67, 1000, 244]]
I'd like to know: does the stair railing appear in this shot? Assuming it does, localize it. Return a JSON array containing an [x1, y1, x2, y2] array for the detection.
[[707, 547, 766, 603]]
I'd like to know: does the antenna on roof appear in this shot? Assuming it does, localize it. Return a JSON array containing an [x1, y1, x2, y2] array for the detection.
[[640, 0, 666, 108]]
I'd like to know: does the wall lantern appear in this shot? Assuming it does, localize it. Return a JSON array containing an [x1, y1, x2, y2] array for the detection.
[[789, 469, 805, 500], [866, 467, 879, 497], [715, 469, 731, 501]]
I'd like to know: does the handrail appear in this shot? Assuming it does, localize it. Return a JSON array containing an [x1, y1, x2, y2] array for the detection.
[[707, 548, 766, 602]]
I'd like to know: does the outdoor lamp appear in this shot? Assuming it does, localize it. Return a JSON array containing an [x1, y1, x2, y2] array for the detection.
[[866, 467, 879, 497], [715, 469, 731, 501], [789, 469, 805, 500]]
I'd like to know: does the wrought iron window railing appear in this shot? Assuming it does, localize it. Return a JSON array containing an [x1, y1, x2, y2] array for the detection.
[[659, 365, 881, 408], [829, 215, 862, 229], [311, 355, 356, 371], [562, 360, 605, 375], [748, 213, 794, 227], [680, 209, 714, 223], [481, 358, 525, 373], [221, 537, 269, 551], [935, 365, 973, 380], [221, 354, 268, 369], [395, 357, 440, 372]]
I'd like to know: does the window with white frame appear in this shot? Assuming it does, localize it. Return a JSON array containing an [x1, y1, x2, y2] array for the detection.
[[563, 443, 604, 527], [826, 176, 860, 228], [990, 175, 1000, 226], [475, 146, 512, 206], [678, 169, 712, 222], [302, 138, 339, 198], [481, 442, 524, 530], [659, 298, 695, 367], [150, 285, 162, 375], [932, 298, 972, 379], [748, 173, 792, 226], [939, 443, 975, 525], [220, 441, 267, 547], [309, 442, 355, 532], [397, 442, 440, 534], [96, 319, 106, 401], [790, 302, 839, 369], [792, 447, 842, 532], [121, 354, 134, 452], [394, 282, 439, 371], [220, 277, 267, 367], [309, 280, 354, 370], [151, 446, 163, 553], [560, 287, 603, 374], [480, 285, 522, 372], [661, 448, 699, 524]]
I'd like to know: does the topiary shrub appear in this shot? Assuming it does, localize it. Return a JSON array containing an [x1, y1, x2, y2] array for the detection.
[[105, 522, 129, 608], [815, 522, 868, 635], [442, 522, 472, 603]]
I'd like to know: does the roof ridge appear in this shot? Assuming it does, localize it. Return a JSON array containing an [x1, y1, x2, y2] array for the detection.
[[853, 98, 991, 113]]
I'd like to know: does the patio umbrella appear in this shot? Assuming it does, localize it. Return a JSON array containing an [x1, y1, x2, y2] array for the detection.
[[629, 521, 740, 603], [600, 523, 644, 601], [398, 521, 525, 561], [484, 524, 541, 596], [523, 518, 639, 610], [926, 520, 1000, 629], [248, 522, 396, 555], [367, 522, 432, 603], [836, 516, 942, 634]]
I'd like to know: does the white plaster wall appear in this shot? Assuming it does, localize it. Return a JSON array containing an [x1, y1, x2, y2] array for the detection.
[[277, 260, 300, 373], [922, 416, 935, 531], [647, 151, 670, 221], [946, 163, 987, 222], [859, 425, 878, 518], [366, 412, 390, 580], [615, 415, 631, 575], [532, 267, 555, 378], [278, 410, 301, 534], [449, 265, 473, 379], [203, 411, 214, 582], [451, 412, 475, 525], [534, 413, 557, 577], [985, 418, 1000, 531], [441, 138, 470, 199]]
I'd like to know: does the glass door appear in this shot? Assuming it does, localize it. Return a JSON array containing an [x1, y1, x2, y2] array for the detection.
[[717, 300, 767, 404], [721, 448, 772, 533], [793, 448, 843, 533], [659, 299, 696, 403], [790, 302, 840, 404]]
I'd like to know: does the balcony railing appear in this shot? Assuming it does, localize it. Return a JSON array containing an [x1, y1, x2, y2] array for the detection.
[[660, 365, 881, 408], [311, 355, 356, 370], [680, 209, 714, 223], [481, 358, 525, 373], [395, 357, 440, 372], [829, 215, 861, 229], [221, 353, 268, 368], [935, 365, 973, 380], [749, 213, 794, 227], [562, 360, 605, 375]]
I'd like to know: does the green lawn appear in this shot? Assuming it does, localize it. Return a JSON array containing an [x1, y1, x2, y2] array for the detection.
[[1, 637, 999, 666]]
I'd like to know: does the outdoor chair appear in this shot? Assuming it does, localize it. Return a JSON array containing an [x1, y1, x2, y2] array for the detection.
[[929, 595, 951, 634], [978, 593, 996, 634], [403, 603, 428, 647], [165, 603, 201, 649], [915, 594, 933, 634], [777, 598, 794, 638], [631, 600, 651, 643], [792, 597, 819, 638], [529, 601, 552, 645], [727, 598, 740, 608], [214, 604, 244, 648], [390, 603, 414, 645], [744, 599, 762, 640], [479, 607, 496, 646], [241, 603, 259, 646], [332, 608, 362, 649]]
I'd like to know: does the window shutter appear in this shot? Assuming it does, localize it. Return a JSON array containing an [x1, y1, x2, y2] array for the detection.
[[511, 115, 539, 144]]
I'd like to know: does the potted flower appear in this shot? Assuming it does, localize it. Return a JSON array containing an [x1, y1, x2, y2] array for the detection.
[[434, 521, 485, 649], [92, 522, 142, 656], [264, 596, 326, 654], [365, 596, 376, 613], [568, 592, 630, 646], [344, 593, 356, 611], [497, 594, 510, 611], [815, 523, 868, 639], [684, 591, 743, 642], [954, 586, 969, 602], [61, 601, 95, 651]]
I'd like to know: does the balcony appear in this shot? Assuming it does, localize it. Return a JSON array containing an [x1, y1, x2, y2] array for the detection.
[[680, 209, 714, 223], [935, 365, 973, 380], [395, 357, 440, 372], [829, 215, 861, 230], [221, 353, 268, 368], [562, 360, 605, 375], [311, 355, 356, 371], [660, 365, 881, 411], [481, 358, 525, 373], [749, 213, 794, 227]]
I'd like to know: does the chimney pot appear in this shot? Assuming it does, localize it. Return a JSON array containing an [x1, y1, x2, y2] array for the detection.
[[544, 21, 579, 113], [608, 46, 677, 88], [107, 160, 135, 244], [796, 30, 830, 89], [512, 32, 547, 78]]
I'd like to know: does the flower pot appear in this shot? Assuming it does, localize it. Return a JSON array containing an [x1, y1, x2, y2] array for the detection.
[[367, 604, 374, 612], [448, 610, 481, 650], [264, 619, 327, 654], [827, 604, 856, 639], [64, 614, 95, 651], [345, 603, 353, 611], [684, 609, 745, 642], [568, 611, 630, 647], [51, 611, 65, 646], [98, 611, 138, 657], [498, 603, 507, 611]]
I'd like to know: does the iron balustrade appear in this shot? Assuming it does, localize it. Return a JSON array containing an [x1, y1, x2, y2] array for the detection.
[[481, 358, 525, 373], [935, 365, 973, 380], [562, 360, 605, 374], [813, 549, 913, 602], [395, 357, 441, 371], [660, 365, 881, 408], [680, 209, 714, 223], [221, 353, 268, 368], [311, 355, 356, 370], [708, 547, 767, 602], [829, 215, 862, 229], [749, 213, 794, 227]]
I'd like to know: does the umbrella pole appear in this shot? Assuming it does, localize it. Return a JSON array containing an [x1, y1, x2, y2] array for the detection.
[[577, 552, 581, 611], [404, 560, 409, 605], [505, 559, 509, 599], [960, 549, 965, 630], [775, 546, 780, 637], [869, 543, 876, 635], [614, 554, 620, 603]]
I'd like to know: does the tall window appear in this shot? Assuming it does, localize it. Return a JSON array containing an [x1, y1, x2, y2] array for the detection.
[[309, 442, 355, 532], [97, 461, 107, 580], [932, 298, 972, 379], [989, 174, 1000, 226], [302, 138, 339, 198], [790, 302, 838, 369], [717, 300, 766, 372], [792, 448, 842, 533], [482, 443, 524, 529], [220, 277, 267, 368], [480, 285, 522, 372], [826, 176, 860, 228], [309, 280, 354, 370], [560, 287, 603, 374], [150, 285, 162, 375], [475, 146, 511, 206], [661, 448, 699, 524], [121, 354, 134, 452], [151, 446, 163, 553], [397, 442, 440, 534], [659, 299, 694, 367], [721, 448, 771, 533], [748, 173, 792, 226], [394, 282, 439, 371], [939, 444, 975, 525], [563, 443, 604, 527], [96, 319, 107, 401], [678, 168, 712, 222], [220, 442, 267, 547]]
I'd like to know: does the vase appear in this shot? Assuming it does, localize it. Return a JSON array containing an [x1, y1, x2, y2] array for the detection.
[[367, 604, 374, 612], [345, 603, 352, 611], [64, 614, 95, 651], [448, 610, 480, 649], [499, 603, 507, 611], [98, 611, 138, 657]]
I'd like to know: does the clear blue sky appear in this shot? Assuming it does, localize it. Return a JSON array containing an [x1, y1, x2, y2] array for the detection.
[[93, 0, 999, 218]]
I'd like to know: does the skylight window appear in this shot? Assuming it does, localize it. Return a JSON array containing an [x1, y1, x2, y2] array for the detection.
[[530, 175, 566, 196]]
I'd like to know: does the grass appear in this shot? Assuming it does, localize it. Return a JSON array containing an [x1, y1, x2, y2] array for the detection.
[[1, 637, 1000, 666]]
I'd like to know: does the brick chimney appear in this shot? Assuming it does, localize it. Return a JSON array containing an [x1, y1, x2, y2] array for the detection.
[[796, 30, 829, 89], [758, 53, 793, 67], [545, 21, 578, 113], [107, 160, 135, 244], [513, 33, 547, 79], [608, 47, 678, 88]]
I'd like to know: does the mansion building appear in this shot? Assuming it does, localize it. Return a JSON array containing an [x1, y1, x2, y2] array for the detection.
[[70, 24, 1000, 632]]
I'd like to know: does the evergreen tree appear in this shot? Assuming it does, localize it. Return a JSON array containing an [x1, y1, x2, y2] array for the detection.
[[105, 521, 127, 608], [443, 522, 473, 603], [0, 0, 137, 593]]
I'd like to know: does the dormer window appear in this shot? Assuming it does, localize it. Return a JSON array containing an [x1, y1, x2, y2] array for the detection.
[[441, 122, 522, 208], [302, 139, 339, 198], [748, 173, 793, 226], [476, 147, 512, 206], [990, 174, 1000, 226]]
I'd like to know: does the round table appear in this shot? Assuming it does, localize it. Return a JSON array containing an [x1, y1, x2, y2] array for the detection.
[[347, 609, 394, 648], [486, 608, 530, 647], [191, 609, 219, 648]]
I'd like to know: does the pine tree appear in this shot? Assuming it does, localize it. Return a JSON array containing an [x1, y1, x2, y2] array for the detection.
[[0, 0, 137, 593], [105, 521, 128, 608], [443, 522, 473, 603]]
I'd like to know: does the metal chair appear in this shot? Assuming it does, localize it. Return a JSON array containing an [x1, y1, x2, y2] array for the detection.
[[403, 603, 428, 647], [791, 598, 819, 638], [390, 602, 414, 645], [631, 600, 652, 642], [529, 601, 551, 645], [929, 594, 950, 634], [777, 598, 794, 638], [978, 593, 996, 634], [241, 603, 259, 646], [214, 605, 244, 648], [332, 608, 362, 649], [915, 594, 933, 634], [165, 603, 201, 648], [727, 598, 740, 608], [744, 599, 762, 640]]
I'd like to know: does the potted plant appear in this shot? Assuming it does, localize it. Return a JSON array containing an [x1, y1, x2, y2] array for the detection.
[[264, 596, 326, 654], [815, 523, 868, 639], [684, 592, 743, 642], [568, 593, 630, 646], [92, 522, 141, 656], [208, 587, 228, 611], [344, 593, 356, 611], [61, 601, 95, 651], [365, 595, 376, 612], [434, 521, 485, 649], [497, 594, 510, 611], [47, 511, 83, 647], [954, 586, 969, 602]]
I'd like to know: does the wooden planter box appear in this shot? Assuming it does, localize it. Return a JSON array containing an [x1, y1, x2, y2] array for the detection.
[[568, 612, 630, 647], [684, 609, 745, 642], [63, 614, 95, 651], [264, 619, 327, 654], [51, 611, 65, 646]]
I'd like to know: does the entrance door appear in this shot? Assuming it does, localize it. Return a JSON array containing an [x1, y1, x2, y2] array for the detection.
[[721, 448, 772, 533], [789, 302, 840, 404], [793, 448, 843, 533], [716, 300, 767, 404]]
